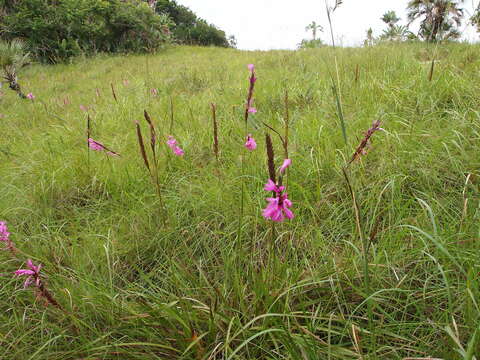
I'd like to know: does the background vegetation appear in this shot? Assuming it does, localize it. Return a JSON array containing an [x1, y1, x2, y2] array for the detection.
[[1, 41, 480, 359], [0, 0, 230, 63]]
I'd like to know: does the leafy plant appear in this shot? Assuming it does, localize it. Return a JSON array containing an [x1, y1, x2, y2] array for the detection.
[[407, 0, 465, 42], [0, 39, 30, 98]]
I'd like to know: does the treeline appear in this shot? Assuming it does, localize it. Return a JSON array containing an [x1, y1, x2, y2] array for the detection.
[[0, 0, 231, 63]]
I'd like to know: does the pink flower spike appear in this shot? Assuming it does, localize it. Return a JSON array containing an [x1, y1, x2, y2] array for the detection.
[[248, 64, 255, 72], [173, 146, 184, 156], [279, 159, 292, 174], [26, 93, 35, 100], [248, 107, 257, 114], [244, 134, 257, 151]]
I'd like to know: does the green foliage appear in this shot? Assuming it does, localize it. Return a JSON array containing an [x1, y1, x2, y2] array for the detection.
[[472, 5, 480, 32], [1, 43, 479, 358], [155, 0, 230, 47], [381, 10, 401, 27], [297, 38, 325, 49], [407, 0, 465, 42], [0, 0, 173, 62]]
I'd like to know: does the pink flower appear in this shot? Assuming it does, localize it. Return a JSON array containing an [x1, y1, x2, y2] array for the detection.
[[88, 138, 120, 156], [173, 146, 184, 156], [262, 193, 294, 222], [244, 134, 257, 151], [166, 136, 177, 149], [63, 97, 70, 106], [248, 107, 257, 114], [88, 138, 105, 151], [264, 179, 284, 193], [279, 159, 291, 174], [151, 88, 158, 96], [0, 221, 13, 251], [14, 259, 42, 289], [26, 93, 35, 100], [248, 64, 255, 72], [167, 136, 184, 156]]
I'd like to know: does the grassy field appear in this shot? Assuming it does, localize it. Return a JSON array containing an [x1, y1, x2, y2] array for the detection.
[[1, 43, 480, 359]]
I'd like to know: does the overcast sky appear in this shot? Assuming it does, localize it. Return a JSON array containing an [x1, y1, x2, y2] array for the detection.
[[175, 0, 480, 50]]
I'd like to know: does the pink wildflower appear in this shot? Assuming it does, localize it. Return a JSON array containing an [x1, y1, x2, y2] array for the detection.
[[264, 179, 284, 193], [173, 146, 184, 156], [26, 93, 35, 100], [167, 136, 184, 156], [151, 88, 158, 96], [14, 259, 42, 289], [88, 138, 120, 156], [245, 134, 257, 151], [166, 136, 177, 149], [262, 193, 294, 222], [88, 138, 105, 151], [279, 159, 291, 174], [0, 221, 14, 252], [248, 64, 255, 72]]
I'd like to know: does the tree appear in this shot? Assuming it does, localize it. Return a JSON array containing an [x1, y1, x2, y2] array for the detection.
[[407, 0, 465, 42], [364, 28, 374, 46], [381, 10, 401, 28], [0, 39, 30, 98], [471, 4, 480, 32], [155, 0, 230, 47], [305, 21, 323, 40]]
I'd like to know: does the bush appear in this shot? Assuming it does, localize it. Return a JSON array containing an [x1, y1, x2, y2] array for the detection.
[[0, 0, 173, 62], [155, 0, 229, 47]]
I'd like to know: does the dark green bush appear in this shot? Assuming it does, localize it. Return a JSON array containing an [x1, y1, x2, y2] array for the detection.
[[0, 0, 173, 62]]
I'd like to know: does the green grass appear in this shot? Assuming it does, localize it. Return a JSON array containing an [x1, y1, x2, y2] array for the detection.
[[1, 43, 480, 359]]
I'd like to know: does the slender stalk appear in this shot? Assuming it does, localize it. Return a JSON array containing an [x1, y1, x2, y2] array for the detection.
[[211, 103, 219, 161]]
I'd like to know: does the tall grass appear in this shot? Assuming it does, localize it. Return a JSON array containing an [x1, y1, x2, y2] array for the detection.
[[0, 43, 480, 359]]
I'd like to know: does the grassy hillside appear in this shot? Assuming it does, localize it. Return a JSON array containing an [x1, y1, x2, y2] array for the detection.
[[1, 44, 480, 359]]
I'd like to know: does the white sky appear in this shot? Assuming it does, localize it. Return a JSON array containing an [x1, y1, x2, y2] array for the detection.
[[175, 0, 480, 50]]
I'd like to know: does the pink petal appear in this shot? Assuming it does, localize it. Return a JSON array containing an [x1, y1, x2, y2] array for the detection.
[[264, 179, 277, 192], [279, 159, 292, 173], [247, 64, 255, 72]]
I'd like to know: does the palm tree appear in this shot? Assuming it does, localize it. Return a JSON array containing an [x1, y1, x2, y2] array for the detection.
[[0, 39, 30, 98], [305, 21, 324, 41], [407, 0, 465, 42], [471, 4, 480, 32], [364, 28, 374, 46], [381, 11, 401, 28]]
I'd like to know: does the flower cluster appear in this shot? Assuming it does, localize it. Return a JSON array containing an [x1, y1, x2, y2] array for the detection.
[[15, 259, 42, 289], [262, 159, 294, 222], [0, 221, 15, 252], [167, 136, 184, 156]]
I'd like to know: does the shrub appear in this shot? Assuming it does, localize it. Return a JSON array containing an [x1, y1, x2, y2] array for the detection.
[[155, 0, 229, 47], [0, 0, 173, 62]]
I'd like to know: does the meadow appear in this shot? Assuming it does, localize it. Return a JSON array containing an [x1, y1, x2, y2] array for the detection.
[[1, 43, 480, 359]]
